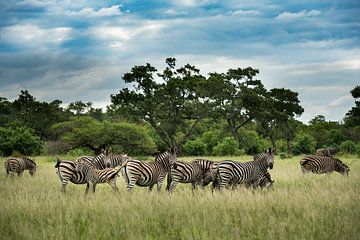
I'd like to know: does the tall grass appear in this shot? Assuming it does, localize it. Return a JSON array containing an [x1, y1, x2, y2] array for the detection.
[[1, 155, 359, 240]]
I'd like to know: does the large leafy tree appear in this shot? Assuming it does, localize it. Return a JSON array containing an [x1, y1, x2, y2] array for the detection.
[[109, 58, 208, 150], [12, 90, 70, 140], [263, 88, 304, 155], [52, 117, 156, 155], [199, 67, 269, 148]]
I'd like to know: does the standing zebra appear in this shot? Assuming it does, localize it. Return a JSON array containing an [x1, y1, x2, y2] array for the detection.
[[166, 160, 204, 193], [75, 161, 122, 194], [55, 158, 88, 193], [315, 148, 338, 157], [104, 153, 130, 168], [121, 149, 177, 192], [217, 148, 275, 191], [76, 149, 111, 170], [4, 157, 36, 177], [300, 155, 349, 176]]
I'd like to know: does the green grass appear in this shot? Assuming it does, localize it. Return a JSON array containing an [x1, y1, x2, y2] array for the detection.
[[1, 155, 360, 240]]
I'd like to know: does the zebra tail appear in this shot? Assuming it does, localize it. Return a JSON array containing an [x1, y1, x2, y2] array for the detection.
[[55, 158, 61, 168]]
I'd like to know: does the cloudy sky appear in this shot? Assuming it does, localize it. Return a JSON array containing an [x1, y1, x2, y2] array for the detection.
[[0, 0, 359, 123]]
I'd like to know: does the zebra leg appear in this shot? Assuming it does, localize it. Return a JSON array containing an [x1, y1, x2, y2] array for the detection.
[[149, 184, 155, 192], [92, 182, 96, 193], [166, 173, 172, 191], [191, 182, 196, 195], [157, 177, 165, 192], [61, 180, 68, 194], [85, 183, 90, 195], [108, 179, 119, 192], [18, 171, 24, 177], [301, 166, 306, 176]]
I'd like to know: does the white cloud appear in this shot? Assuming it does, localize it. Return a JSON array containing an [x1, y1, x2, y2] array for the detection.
[[1, 24, 72, 46], [329, 95, 354, 107], [164, 9, 188, 16], [67, 5, 122, 17], [276, 10, 321, 21], [227, 9, 261, 16]]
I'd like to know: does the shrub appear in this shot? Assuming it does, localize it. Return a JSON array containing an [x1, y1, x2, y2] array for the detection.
[[182, 139, 206, 156], [67, 148, 93, 157], [239, 130, 271, 155], [213, 137, 243, 156], [0, 126, 43, 156], [45, 141, 72, 155], [293, 132, 316, 155], [339, 140, 357, 154], [199, 130, 222, 155]]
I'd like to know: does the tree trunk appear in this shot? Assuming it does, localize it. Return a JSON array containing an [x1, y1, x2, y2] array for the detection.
[[286, 138, 293, 157]]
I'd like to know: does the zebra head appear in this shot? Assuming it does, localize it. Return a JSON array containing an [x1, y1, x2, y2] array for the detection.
[[75, 161, 87, 172], [25, 157, 37, 176], [334, 158, 350, 176], [266, 147, 275, 169]]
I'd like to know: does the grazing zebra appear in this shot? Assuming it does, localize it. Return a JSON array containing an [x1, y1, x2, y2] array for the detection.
[[55, 158, 88, 193], [245, 171, 274, 189], [4, 157, 36, 177], [315, 148, 338, 157], [217, 148, 275, 191], [300, 155, 349, 176], [121, 149, 177, 192], [166, 160, 204, 193], [75, 161, 122, 194]]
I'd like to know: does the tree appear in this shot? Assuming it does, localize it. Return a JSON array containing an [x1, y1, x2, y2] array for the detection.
[[52, 117, 156, 155], [109, 58, 208, 151], [344, 85, 360, 127], [12, 90, 70, 140], [199, 67, 269, 149], [0, 126, 43, 156]]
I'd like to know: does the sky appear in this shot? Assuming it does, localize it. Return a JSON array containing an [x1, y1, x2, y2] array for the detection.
[[0, 0, 359, 124]]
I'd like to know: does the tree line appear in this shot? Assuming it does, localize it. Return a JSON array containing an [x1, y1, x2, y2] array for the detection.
[[0, 58, 359, 157]]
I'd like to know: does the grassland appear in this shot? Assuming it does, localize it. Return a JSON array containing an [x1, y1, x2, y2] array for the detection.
[[1, 155, 359, 240]]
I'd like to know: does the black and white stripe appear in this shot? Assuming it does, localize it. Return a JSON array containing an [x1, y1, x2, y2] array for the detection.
[[5, 157, 36, 177], [166, 160, 204, 193], [121, 149, 177, 192], [104, 153, 130, 168], [55, 158, 88, 193], [217, 148, 275, 191], [75, 161, 121, 194], [300, 155, 349, 176], [75, 153, 108, 170]]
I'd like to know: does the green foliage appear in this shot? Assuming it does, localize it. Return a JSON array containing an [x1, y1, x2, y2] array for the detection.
[[292, 132, 316, 155], [0, 126, 43, 156], [339, 140, 357, 154], [344, 85, 360, 127], [52, 117, 156, 155], [239, 130, 270, 154], [182, 139, 206, 156], [67, 148, 94, 157], [213, 137, 243, 156], [326, 129, 346, 147]]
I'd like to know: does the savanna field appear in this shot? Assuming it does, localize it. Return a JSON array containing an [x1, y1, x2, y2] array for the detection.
[[1, 155, 359, 240]]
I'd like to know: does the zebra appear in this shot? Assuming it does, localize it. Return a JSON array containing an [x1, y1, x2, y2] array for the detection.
[[75, 161, 122, 194], [121, 149, 177, 192], [315, 148, 338, 157], [104, 153, 130, 168], [204, 163, 274, 191], [166, 160, 204, 193], [4, 157, 36, 177], [300, 155, 349, 176], [217, 148, 275, 191], [55, 158, 88, 193], [75, 150, 111, 170]]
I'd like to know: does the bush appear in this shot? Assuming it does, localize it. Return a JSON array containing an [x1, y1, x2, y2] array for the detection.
[[45, 141, 72, 155], [0, 126, 43, 156], [213, 137, 243, 156], [239, 130, 271, 155], [293, 132, 316, 155], [199, 130, 222, 155], [182, 139, 206, 156], [67, 148, 93, 157], [339, 140, 357, 154]]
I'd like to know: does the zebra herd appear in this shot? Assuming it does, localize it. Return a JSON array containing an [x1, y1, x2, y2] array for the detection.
[[3, 147, 351, 194]]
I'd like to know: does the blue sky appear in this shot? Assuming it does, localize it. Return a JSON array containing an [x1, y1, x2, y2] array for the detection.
[[0, 0, 359, 123]]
